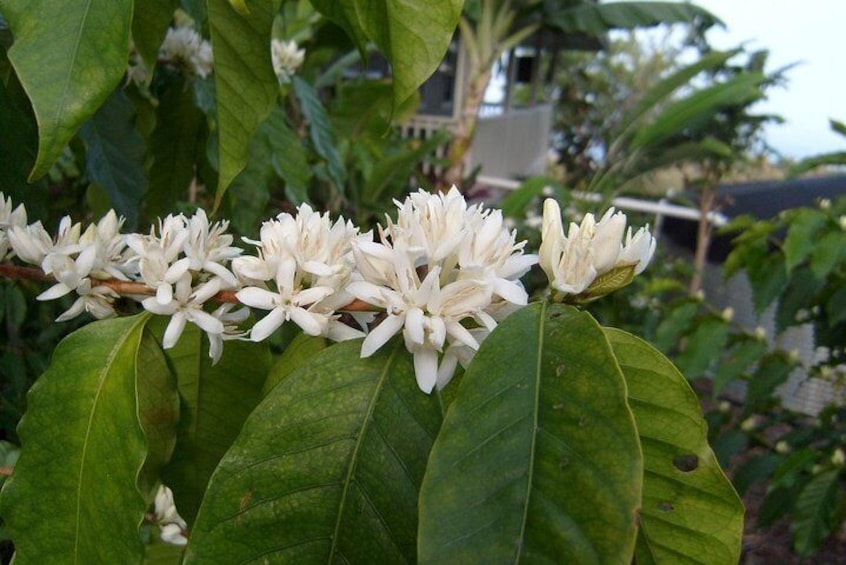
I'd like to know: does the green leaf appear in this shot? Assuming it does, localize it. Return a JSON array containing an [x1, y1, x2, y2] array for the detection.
[[675, 318, 730, 379], [775, 266, 824, 333], [208, 0, 279, 206], [2, 0, 133, 179], [747, 354, 792, 409], [293, 76, 346, 192], [605, 328, 744, 565], [147, 74, 205, 219], [362, 131, 449, 206], [79, 88, 147, 228], [132, 0, 177, 72], [185, 339, 442, 563], [747, 253, 788, 313], [0, 70, 40, 197], [499, 177, 566, 219], [419, 303, 642, 563], [654, 301, 699, 352], [227, 0, 249, 15], [809, 230, 846, 280], [150, 320, 271, 523], [0, 314, 175, 563], [791, 469, 841, 558], [310, 0, 462, 111], [713, 338, 767, 395], [262, 332, 326, 395], [547, 1, 722, 36], [783, 208, 827, 272], [264, 107, 312, 205]]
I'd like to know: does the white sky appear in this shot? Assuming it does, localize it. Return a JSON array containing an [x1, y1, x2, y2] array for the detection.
[[673, 0, 846, 159]]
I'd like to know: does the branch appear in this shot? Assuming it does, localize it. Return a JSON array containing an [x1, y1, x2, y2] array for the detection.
[[0, 263, 376, 312]]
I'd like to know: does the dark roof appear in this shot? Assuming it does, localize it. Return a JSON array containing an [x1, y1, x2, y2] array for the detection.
[[662, 174, 846, 262]]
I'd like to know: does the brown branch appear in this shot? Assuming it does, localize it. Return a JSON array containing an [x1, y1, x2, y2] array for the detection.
[[0, 263, 377, 311]]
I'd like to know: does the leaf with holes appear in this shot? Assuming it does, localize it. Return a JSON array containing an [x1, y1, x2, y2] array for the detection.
[[184, 339, 441, 563], [2, 0, 132, 179], [605, 328, 744, 565], [419, 303, 642, 563], [0, 314, 179, 563]]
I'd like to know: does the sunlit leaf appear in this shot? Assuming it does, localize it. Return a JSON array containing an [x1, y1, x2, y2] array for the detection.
[[419, 303, 642, 563], [605, 328, 744, 565], [310, 0, 462, 110], [208, 0, 279, 206], [2, 0, 133, 179], [185, 340, 442, 563], [0, 314, 178, 563]]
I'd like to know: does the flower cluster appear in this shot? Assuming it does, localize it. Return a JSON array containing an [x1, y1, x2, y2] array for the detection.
[[347, 187, 538, 392], [539, 198, 655, 301], [159, 25, 214, 78], [0, 188, 656, 393], [271, 39, 305, 83]]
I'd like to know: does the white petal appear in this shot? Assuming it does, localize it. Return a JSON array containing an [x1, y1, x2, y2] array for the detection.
[[289, 307, 327, 336], [191, 278, 221, 304], [250, 307, 287, 342], [203, 260, 237, 287], [436, 351, 459, 391], [360, 314, 404, 357], [189, 309, 225, 335], [346, 281, 389, 307], [326, 320, 365, 342], [404, 308, 426, 346], [160, 523, 187, 546], [164, 257, 191, 283], [37, 283, 73, 301], [446, 321, 480, 350], [156, 283, 173, 305], [236, 286, 278, 310], [163, 312, 187, 349], [492, 278, 528, 306], [142, 297, 177, 316], [302, 260, 334, 277], [413, 348, 439, 394], [296, 285, 335, 307], [55, 297, 86, 322]]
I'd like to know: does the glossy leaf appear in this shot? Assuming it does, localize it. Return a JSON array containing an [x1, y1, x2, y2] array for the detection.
[[262, 332, 327, 395], [310, 0, 462, 110], [293, 76, 346, 192], [419, 303, 642, 563], [2, 0, 133, 179], [185, 339, 442, 563], [605, 328, 744, 565], [0, 314, 177, 563], [791, 469, 840, 557], [149, 320, 271, 523], [208, 0, 279, 206], [78, 88, 147, 228]]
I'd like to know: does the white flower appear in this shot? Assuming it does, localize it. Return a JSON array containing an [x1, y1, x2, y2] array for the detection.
[[8, 216, 80, 267], [236, 258, 334, 341], [271, 39, 305, 83], [142, 272, 224, 349], [78, 210, 129, 281], [207, 303, 250, 364], [154, 485, 188, 546], [160, 26, 213, 78], [233, 204, 365, 342], [539, 198, 654, 298], [0, 193, 27, 260], [126, 214, 191, 305], [183, 209, 240, 287]]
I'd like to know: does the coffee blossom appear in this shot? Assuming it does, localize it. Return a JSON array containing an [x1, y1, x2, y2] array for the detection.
[[160, 25, 213, 78], [539, 198, 655, 301], [271, 39, 305, 83]]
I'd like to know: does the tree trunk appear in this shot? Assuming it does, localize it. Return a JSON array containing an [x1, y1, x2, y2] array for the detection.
[[439, 67, 492, 190], [689, 184, 717, 296]]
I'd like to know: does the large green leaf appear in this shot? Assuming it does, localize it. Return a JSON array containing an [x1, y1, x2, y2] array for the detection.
[[0, 314, 178, 563], [605, 328, 744, 565], [132, 0, 177, 73], [146, 73, 205, 219], [630, 73, 767, 152], [185, 339, 442, 563], [310, 0, 462, 110], [1, 0, 133, 179], [547, 1, 722, 36], [149, 320, 271, 523], [419, 303, 642, 563], [208, 0, 280, 206], [262, 332, 327, 395], [79, 88, 147, 228]]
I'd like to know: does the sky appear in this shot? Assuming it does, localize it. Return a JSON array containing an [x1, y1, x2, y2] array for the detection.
[[670, 0, 846, 160]]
